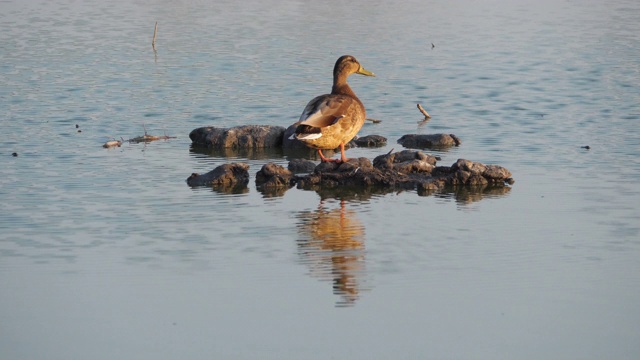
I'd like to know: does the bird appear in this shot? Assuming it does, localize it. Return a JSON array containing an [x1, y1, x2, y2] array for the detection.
[[292, 55, 375, 163]]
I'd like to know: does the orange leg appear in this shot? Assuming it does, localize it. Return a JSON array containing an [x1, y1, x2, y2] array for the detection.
[[318, 149, 333, 163], [318, 143, 350, 164], [338, 142, 349, 163]]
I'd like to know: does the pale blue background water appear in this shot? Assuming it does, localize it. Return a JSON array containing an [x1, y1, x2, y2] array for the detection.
[[1, 0, 639, 359]]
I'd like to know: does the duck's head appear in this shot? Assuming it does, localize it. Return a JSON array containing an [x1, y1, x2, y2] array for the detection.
[[333, 55, 375, 79]]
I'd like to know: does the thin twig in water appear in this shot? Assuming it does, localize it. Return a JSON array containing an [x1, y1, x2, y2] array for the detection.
[[152, 22, 158, 50]]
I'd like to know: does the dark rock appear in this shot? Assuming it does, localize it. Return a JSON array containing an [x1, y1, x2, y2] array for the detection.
[[353, 135, 387, 147], [294, 152, 513, 192], [186, 163, 250, 188], [282, 123, 308, 150], [373, 150, 438, 174], [296, 157, 415, 190], [189, 125, 285, 148], [255, 163, 294, 188], [450, 159, 512, 185], [287, 158, 316, 174], [397, 133, 461, 149]]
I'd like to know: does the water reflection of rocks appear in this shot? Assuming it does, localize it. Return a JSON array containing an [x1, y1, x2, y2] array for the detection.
[[296, 197, 368, 307], [429, 184, 512, 205]]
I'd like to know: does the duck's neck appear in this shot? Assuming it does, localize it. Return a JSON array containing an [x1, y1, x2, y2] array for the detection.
[[331, 74, 357, 97]]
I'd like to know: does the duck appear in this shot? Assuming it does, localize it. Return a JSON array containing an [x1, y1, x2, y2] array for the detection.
[[293, 55, 375, 163]]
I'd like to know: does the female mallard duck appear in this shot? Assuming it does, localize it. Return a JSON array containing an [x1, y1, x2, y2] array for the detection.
[[293, 55, 375, 163]]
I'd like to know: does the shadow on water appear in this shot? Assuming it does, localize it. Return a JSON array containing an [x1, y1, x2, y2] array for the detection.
[[424, 184, 512, 205], [296, 198, 367, 307], [189, 144, 286, 160], [189, 144, 342, 162]]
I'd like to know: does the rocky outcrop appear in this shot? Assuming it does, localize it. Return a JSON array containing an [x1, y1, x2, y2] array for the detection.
[[189, 125, 285, 148], [189, 124, 454, 151], [186, 151, 513, 198], [397, 133, 461, 149], [186, 163, 250, 188], [292, 150, 512, 193]]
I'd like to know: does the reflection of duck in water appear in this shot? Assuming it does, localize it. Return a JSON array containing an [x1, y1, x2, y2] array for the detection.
[[296, 200, 367, 306]]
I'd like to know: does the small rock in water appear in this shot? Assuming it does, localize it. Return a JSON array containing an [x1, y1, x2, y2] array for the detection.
[[186, 163, 250, 188], [256, 163, 294, 188], [12, 152, 18, 157], [397, 133, 461, 149], [353, 135, 387, 148], [288, 158, 316, 174]]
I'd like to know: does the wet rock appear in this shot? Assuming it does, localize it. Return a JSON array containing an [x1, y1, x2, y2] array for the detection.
[[397, 133, 461, 149], [189, 125, 285, 148], [353, 135, 387, 147], [186, 163, 250, 188], [255, 163, 294, 188], [287, 158, 316, 174], [373, 150, 438, 173], [296, 157, 414, 190], [294, 151, 513, 192], [282, 123, 308, 150], [451, 159, 512, 184]]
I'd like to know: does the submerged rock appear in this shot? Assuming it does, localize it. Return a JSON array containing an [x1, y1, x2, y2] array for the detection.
[[186, 163, 250, 188], [397, 133, 461, 149], [190, 125, 285, 148]]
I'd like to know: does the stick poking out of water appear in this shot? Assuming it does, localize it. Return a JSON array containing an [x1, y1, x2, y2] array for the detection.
[[417, 103, 431, 118], [152, 22, 158, 50]]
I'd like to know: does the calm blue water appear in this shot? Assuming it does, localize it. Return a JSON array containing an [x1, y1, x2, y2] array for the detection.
[[1, 0, 639, 359]]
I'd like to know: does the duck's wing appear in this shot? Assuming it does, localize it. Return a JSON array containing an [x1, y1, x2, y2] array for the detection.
[[299, 95, 353, 129]]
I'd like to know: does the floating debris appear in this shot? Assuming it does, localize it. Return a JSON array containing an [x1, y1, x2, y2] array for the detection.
[[417, 103, 431, 119], [127, 134, 176, 143], [103, 139, 123, 148]]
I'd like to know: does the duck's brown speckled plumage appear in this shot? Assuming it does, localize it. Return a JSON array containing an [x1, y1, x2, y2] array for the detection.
[[294, 55, 375, 163]]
